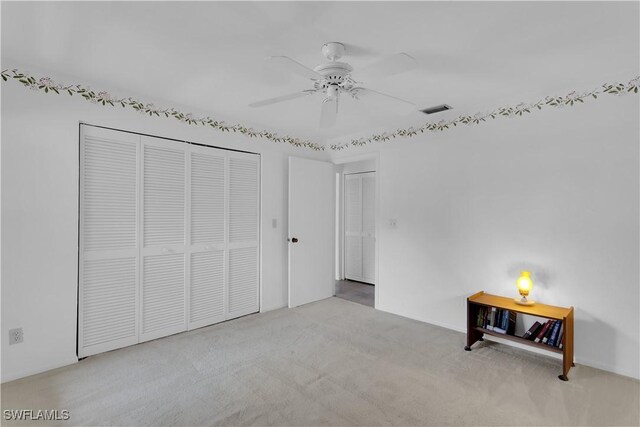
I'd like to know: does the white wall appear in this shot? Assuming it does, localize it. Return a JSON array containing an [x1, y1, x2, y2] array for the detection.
[[334, 93, 640, 379], [0, 66, 328, 382]]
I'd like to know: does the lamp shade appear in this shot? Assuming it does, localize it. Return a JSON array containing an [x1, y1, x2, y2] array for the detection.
[[516, 271, 533, 297]]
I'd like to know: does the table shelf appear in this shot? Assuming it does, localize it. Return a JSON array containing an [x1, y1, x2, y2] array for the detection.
[[466, 291, 574, 381]]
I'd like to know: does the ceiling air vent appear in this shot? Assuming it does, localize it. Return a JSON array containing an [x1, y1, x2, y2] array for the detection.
[[420, 104, 452, 115]]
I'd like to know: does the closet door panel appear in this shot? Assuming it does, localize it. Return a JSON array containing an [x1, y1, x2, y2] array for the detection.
[[140, 253, 185, 340], [140, 137, 187, 341], [362, 236, 376, 283], [229, 156, 259, 244], [79, 126, 139, 357], [82, 136, 138, 252], [80, 256, 138, 356], [344, 174, 363, 281], [190, 250, 225, 327], [143, 142, 186, 247], [228, 246, 259, 317], [344, 172, 375, 284], [345, 235, 363, 279], [188, 146, 227, 329], [227, 153, 260, 319], [344, 175, 362, 236], [190, 151, 225, 247], [361, 173, 375, 236]]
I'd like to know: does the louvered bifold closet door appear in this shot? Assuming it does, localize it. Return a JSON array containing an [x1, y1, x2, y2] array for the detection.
[[361, 172, 376, 283], [344, 174, 363, 281], [227, 152, 260, 319], [188, 145, 226, 330], [140, 136, 187, 342], [79, 126, 140, 357]]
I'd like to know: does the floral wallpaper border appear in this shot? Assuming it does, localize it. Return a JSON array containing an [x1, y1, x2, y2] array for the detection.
[[330, 76, 639, 151], [1, 69, 325, 151], [2, 68, 638, 152]]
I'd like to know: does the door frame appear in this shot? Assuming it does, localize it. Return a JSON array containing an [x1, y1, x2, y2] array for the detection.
[[333, 153, 380, 308]]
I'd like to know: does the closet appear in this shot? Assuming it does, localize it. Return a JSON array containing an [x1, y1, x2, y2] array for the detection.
[[79, 125, 259, 357], [344, 172, 375, 284]]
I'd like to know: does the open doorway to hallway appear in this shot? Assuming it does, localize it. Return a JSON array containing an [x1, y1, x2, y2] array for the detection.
[[335, 157, 377, 308], [335, 280, 374, 307]]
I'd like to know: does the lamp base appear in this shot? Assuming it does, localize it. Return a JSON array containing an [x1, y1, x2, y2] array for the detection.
[[514, 298, 535, 306]]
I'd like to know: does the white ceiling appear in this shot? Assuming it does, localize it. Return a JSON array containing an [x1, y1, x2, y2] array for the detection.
[[2, 1, 638, 146]]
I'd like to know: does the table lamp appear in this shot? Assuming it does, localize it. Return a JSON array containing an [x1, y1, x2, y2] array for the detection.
[[515, 271, 535, 306]]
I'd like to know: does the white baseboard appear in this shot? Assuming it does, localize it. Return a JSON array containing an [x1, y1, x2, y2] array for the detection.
[[1, 356, 78, 384], [574, 356, 639, 380], [375, 305, 466, 334]]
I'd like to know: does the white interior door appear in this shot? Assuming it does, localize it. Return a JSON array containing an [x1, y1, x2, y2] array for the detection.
[[288, 157, 335, 307], [344, 172, 375, 284], [227, 152, 260, 318], [139, 136, 187, 342], [188, 145, 226, 329], [79, 126, 140, 357]]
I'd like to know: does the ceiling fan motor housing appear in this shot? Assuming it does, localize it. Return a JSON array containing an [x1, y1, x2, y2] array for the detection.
[[321, 42, 346, 61], [313, 62, 354, 91]]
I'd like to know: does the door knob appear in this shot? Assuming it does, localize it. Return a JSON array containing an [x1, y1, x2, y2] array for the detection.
[[290, 237, 299, 243]]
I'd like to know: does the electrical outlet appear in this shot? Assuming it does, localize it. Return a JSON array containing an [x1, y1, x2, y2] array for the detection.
[[9, 328, 23, 345]]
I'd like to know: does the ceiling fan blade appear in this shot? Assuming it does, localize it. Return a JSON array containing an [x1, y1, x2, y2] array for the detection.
[[249, 90, 316, 108], [341, 43, 375, 57], [320, 97, 338, 128], [267, 56, 324, 80], [353, 53, 417, 82], [353, 88, 416, 115]]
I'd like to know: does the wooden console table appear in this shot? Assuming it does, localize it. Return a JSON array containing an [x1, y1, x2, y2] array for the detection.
[[466, 291, 575, 381]]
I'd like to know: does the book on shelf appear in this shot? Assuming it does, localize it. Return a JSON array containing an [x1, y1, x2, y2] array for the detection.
[[556, 322, 564, 348], [534, 320, 553, 343], [557, 321, 565, 349], [509, 311, 516, 333], [488, 307, 497, 330], [542, 320, 556, 344], [548, 320, 562, 347], [478, 307, 516, 335], [522, 321, 542, 340], [477, 307, 485, 327]]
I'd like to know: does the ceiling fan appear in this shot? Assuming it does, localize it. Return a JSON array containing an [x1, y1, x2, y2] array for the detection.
[[249, 42, 421, 128]]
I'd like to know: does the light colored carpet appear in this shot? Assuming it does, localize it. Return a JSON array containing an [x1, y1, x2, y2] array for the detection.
[[2, 297, 639, 426]]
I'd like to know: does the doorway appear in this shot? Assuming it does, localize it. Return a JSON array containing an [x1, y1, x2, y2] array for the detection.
[[335, 158, 377, 307]]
